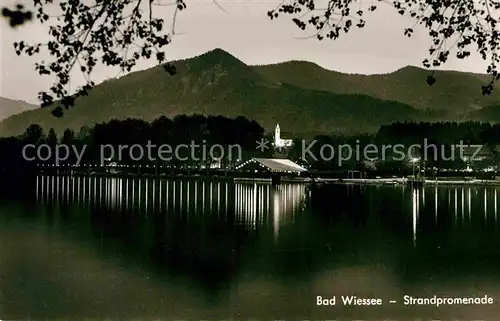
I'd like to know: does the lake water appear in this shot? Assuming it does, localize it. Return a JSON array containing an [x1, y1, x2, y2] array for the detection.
[[1, 176, 500, 320]]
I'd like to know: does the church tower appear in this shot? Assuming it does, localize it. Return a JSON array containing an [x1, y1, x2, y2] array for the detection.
[[274, 123, 281, 146]]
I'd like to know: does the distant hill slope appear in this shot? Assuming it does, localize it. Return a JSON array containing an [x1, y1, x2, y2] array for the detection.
[[0, 97, 38, 122], [253, 62, 500, 114], [469, 105, 500, 121], [1, 48, 499, 137], [0, 49, 422, 137]]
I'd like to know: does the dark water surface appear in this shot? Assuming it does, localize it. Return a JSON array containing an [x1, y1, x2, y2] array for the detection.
[[1, 175, 500, 320]]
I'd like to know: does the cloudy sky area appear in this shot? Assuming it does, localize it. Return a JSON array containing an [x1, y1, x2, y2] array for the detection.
[[0, 0, 491, 104]]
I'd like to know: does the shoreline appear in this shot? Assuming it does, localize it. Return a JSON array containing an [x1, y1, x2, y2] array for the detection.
[[33, 171, 500, 186], [318, 178, 500, 186]]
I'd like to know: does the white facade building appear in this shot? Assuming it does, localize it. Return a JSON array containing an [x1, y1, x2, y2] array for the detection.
[[273, 124, 293, 148]]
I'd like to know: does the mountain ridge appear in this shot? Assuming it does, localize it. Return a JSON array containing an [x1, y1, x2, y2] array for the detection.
[[0, 97, 38, 122], [253, 61, 500, 113], [0, 48, 499, 137]]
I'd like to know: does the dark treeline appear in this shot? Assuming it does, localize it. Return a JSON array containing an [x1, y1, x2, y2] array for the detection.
[[0, 114, 272, 177], [288, 121, 500, 173], [374, 121, 500, 172], [2, 119, 500, 180], [375, 121, 498, 145]]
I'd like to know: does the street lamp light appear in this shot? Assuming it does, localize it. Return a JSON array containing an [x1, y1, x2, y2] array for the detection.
[[411, 157, 419, 177]]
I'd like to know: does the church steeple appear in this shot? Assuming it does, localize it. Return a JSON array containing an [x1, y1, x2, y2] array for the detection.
[[273, 123, 293, 149], [274, 123, 281, 146]]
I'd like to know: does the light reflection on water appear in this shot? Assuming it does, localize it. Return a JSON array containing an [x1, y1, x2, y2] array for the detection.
[[0, 175, 499, 319], [35, 175, 307, 237]]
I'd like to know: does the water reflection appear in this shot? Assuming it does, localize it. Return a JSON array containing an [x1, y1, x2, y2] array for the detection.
[[34, 176, 500, 259], [34, 175, 500, 244], [6, 176, 500, 319], [36, 175, 306, 229]]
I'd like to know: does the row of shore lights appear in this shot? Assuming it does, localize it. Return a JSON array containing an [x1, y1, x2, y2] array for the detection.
[[37, 164, 209, 168]]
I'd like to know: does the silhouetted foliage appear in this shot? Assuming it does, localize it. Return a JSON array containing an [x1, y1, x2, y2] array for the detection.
[[268, 0, 500, 94], [4, 0, 184, 114], [23, 124, 44, 144], [2, 4, 32, 27], [46, 128, 58, 146], [2, 0, 499, 114], [61, 128, 75, 145]]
